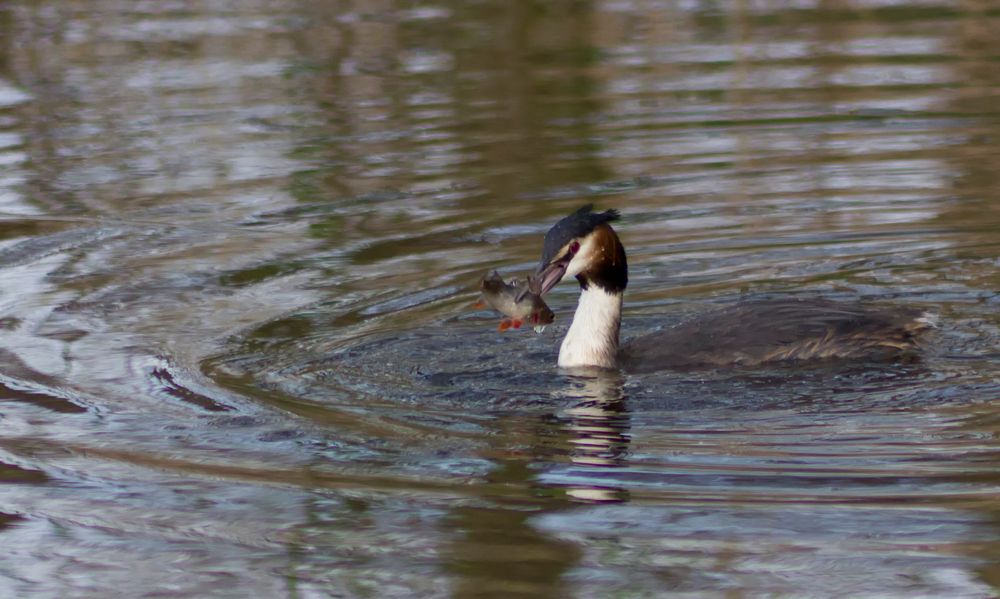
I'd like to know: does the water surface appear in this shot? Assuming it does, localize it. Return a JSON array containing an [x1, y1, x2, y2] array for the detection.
[[1, 0, 999, 597]]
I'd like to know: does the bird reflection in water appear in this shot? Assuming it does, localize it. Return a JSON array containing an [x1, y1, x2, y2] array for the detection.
[[551, 370, 632, 503]]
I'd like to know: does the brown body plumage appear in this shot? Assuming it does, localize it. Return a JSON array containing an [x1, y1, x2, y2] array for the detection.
[[618, 298, 932, 372]]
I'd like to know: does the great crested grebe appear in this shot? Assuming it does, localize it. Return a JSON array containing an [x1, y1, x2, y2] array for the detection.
[[532, 205, 933, 372]]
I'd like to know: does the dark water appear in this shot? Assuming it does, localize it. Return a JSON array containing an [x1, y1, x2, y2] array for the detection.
[[1, 0, 999, 596]]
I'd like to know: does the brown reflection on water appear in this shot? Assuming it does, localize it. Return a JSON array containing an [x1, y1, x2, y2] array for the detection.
[[443, 373, 627, 596], [0, 458, 46, 485], [943, 0, 1000, 246], [292, 0, 609, 227], [444, 469, 580, 599]]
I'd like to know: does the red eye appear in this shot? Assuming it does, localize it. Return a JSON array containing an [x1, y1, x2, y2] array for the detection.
[[569, 241, 580, 254]]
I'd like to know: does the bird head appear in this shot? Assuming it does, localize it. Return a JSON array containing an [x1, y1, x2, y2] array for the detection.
[[533, 204, 628, 295]]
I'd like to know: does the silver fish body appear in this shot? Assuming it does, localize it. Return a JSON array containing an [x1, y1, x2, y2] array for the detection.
[[479, 271, 554, 332]]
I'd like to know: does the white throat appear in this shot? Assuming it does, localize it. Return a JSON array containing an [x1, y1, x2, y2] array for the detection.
[[558, 286, 623, 369]]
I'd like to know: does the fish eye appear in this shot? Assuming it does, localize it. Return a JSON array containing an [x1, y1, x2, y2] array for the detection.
[[569, 241, 580, 254]]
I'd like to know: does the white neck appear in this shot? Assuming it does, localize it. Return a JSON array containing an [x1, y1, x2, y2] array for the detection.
[[558, 286, 622, 369]]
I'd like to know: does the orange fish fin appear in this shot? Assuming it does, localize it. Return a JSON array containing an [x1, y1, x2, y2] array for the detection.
[[497, 319, 512, 332], [511, 319, 523, 329]]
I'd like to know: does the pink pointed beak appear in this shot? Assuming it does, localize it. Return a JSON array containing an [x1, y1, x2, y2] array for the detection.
[[533, 256, 571, 296]]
